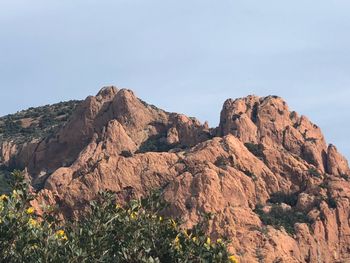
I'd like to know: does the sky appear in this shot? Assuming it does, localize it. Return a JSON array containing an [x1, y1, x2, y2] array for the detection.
[[0, 0, 349, 159]]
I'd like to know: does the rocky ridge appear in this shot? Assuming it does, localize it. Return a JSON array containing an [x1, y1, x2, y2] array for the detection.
[[1, 87, 349, 263]]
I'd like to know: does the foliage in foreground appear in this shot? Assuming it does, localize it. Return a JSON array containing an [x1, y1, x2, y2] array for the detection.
[[0, 171, 238, 263]]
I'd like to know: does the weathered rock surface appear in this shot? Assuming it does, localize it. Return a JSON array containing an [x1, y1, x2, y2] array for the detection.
[[0, 141, 17, 166], [1, 87, 350, 263]]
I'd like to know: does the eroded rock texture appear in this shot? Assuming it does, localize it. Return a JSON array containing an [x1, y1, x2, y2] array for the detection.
[[1, 87, 350, 263]]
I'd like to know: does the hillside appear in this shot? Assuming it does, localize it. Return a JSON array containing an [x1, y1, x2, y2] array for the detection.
[[0, 100, 81, 144], [0, 100, 81, 192], [0, 86, 349, 263]]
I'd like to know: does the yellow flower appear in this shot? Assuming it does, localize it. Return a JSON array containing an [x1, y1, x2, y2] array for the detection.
[[56, 229, 65, 236], [115, 204, 121, 209], [26, 207, 35, 215], [28, 218, 39, 228], [228, 255, 239, 263], [217, 238, 223, 244], [159, 216, 163, 222], [130, 212, 137, 220], [170, 219, 177, 229], [30, 245, 38, 250], [55, 229, 68, 241], [0, 194, 7, 201], [184, 230, 190, 239], [12, 190, 19, 199], [206, 237, 211, 246], [174, 235, 181, 250], [192, 236, 197, 243]]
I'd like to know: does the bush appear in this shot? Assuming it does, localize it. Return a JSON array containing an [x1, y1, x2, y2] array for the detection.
[[120, 150, 133, 158], [137, 134, 173, 153], [214, 156, 231, 167], [308, 168, 321, 178], [340, 174, 349, 181], [326, 196, 337, 209], [241, 170, 257, 181], [268, 192, 299, 207], [3, 119, 22, 135], [254, 204, 312, 235], [0, 169, 11, 193], [244, 143, 265, 161], [0, 171, 238, 263]]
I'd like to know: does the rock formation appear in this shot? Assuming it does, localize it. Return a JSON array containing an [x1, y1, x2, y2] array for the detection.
[[1, 87, 350, 263]]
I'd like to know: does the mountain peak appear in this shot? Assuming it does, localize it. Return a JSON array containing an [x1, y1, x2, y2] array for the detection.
[[96, 86, 118, 98], [1, 87, 349, 262]]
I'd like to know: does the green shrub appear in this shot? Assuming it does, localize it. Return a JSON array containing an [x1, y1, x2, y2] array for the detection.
[[0, 171, 238, 263], [244, 143, 265, 161], [308, 168, 321, 178], [0, 169, 11, 193], [268, 192, 299, 207], [241, 170, 257, 181], [326, 196, 337, 209], [137, 134, 173, 153], [120, 150, 133, 158], [214, 156, 230, 167], [254, 204, 312, 235], [340, 174, 349, 181]]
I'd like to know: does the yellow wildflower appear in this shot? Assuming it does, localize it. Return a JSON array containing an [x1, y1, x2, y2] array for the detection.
[[228, 255, 239, 263], [192, 236, 197, 243], [217, 238, 223, 244], [159, 216, 163, 222], [170, 219, 177, 229], [26, 207, 35, 215], [28, 218, 39, 228], [115, 204, 121, 209], [206, 237, 211, 246], [56, 229, 65, 236], [12, 190, 19, 199], [30, 244, 38, 250], [174, 235, 181, 250], [55, 229, 68, 241], [184, 230, 190, 239], [0, 194, 7, 201], [130, 212, 137, 220]]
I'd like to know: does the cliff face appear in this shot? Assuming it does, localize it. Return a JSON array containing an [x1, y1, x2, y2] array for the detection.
[[1, 87, 350, 263]]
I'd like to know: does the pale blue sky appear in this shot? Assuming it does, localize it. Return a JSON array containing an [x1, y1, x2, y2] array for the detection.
[[0, 0, 349, 159]]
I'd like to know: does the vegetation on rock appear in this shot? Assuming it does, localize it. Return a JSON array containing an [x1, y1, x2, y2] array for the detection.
[[1, 89, 349, 262], [268, 192, 299, 207], [0, 171, 237, 263], [0, 100, 80, 144], [244, 143, 265, 161], [254, 204, 312, 235]]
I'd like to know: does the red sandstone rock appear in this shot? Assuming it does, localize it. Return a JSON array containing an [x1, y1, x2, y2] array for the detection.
[[1, 88, 350, 262]]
